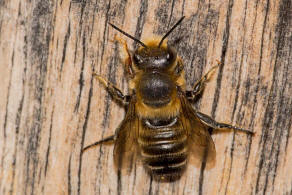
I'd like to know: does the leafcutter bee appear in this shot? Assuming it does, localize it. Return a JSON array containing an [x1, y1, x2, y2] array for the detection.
[[83, 16, 253, 182]]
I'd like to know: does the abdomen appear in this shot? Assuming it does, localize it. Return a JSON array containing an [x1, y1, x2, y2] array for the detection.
[[138, 117, 188, 181]]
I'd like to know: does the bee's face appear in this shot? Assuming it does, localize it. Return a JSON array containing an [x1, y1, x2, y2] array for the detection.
[[133, 46, 177, 71]]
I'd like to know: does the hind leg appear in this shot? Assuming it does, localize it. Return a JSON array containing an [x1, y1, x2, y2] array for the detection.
[[82, 135, 115, 153], [195, 111, 254, 134]]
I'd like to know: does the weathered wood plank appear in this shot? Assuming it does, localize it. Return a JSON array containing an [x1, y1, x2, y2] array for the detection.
[[0, 0, 291, 194]]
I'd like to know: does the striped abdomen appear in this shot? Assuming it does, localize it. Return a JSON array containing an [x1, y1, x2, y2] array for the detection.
[[138, 117, 187, 181]]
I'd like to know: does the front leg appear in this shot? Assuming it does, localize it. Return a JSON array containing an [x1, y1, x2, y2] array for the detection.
[[114, 36, 134, 77], [93, 73, 130, 105], [186, 61, 220, 100], [196, 111, 254, 135]]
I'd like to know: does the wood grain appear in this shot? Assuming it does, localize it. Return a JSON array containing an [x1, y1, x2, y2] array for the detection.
[[0, 0, 291, 194]]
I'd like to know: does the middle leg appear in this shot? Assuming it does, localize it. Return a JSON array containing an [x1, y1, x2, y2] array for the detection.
[[93, 73, 130, 105], [186, 61, 220, 100]]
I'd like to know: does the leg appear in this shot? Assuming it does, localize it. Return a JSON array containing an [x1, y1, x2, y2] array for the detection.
[[93, 73, 130, 105], [196, 111, 254, 135], [114, 36, 134, 77], [82, 135, 115, 153], [186, 61, 220, 100]]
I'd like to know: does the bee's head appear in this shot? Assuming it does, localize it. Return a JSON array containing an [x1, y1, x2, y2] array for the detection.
[[133, 45, 177, 71], [109, 16, 185, 72]]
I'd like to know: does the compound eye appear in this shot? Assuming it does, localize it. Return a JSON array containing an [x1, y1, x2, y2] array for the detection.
[[165, 53, 173, 64], [133, 54, 144, 68], [166, 47, 176, 63]]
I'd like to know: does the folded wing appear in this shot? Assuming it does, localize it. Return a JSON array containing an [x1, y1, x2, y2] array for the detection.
[[113, 99, 140, 173], [179, 95, 216, 169]]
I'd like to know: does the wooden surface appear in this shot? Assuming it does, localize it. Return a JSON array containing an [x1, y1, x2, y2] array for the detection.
[[0, 0, 291, 194]]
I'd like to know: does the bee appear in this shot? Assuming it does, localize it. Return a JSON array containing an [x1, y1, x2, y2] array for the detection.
[[83, 16, 253, 182]]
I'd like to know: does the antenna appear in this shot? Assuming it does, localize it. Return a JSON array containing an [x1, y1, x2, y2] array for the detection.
[[158, 16, 185, 48], [108, 23, 148, 48]]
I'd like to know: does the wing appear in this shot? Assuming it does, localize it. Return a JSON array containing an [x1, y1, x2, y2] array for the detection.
[[113, 99, 140, 174], [179, 94, 216, 169]]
